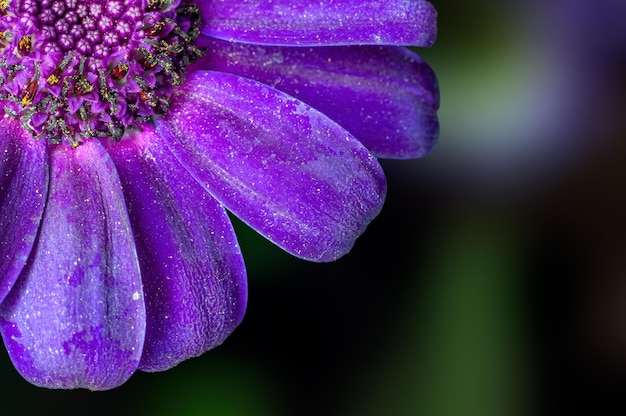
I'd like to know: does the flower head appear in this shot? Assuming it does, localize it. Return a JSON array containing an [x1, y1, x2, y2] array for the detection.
[[0, 0, 439, 390]]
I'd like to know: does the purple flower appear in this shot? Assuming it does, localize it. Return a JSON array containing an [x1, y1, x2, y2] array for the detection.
[[0, 0, 439, 390]]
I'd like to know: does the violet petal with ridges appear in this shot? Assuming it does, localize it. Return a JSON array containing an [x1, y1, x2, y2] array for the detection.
[[197, 38, 440, 158], [105, 126, 247, 372], [0, 119, 48, 303], [0, 140, 145, 391], [156, 70, 386, 262], [198, 0, 437, 46]]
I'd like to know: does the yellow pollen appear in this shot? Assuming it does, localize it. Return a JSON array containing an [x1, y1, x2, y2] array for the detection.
[[47, 74, 60, 85]]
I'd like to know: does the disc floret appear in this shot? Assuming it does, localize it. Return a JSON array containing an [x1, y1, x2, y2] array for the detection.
[[0, 0, 203, 146]]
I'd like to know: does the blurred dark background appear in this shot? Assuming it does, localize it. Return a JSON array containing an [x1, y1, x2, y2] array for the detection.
[[2, 0, 626, 414]]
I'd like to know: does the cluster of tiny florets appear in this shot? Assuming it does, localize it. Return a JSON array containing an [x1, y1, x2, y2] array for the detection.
[[0, 0, 202, 146]]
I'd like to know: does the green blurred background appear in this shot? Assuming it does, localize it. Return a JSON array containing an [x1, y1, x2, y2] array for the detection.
[[2, 0, 626, 414]]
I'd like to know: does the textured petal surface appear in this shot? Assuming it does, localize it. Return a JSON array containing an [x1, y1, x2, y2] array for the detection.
[[156, 71, 386, 262], [197, 38, 440, 158], [0, 140, 145, 390], [0, 119, 48, 302], [198, 0, 437, 46], [105, 126, 247, 372]]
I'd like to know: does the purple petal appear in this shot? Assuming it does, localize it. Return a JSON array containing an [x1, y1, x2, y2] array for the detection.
[[0, 119, 48, 302], [197, 38, 440, 158], [0, 140, 145, 390], [156, 71, 386, 262], [105, 126, 247, 372], [198, 0, 437, 46]]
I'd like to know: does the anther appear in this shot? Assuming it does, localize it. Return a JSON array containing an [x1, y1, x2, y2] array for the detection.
[[137, 47, 158, 70], [144, 21, 167, 37], [0, 0, 8, 16], [21, 64, 41, 106], [71, 57, 94, 96], [18, 36, 33, 56], [47, 54, 74, 86], [98, 69, 119, 114], [108, 62, 129, 82], [146, 0, 174, 12], [105, 122, 123, 141]]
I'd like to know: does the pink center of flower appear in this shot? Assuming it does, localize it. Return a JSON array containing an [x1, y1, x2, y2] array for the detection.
[[0, 0, 202, 146]]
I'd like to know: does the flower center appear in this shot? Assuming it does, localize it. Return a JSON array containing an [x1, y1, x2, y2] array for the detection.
[[0, 0, 202, 146]]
